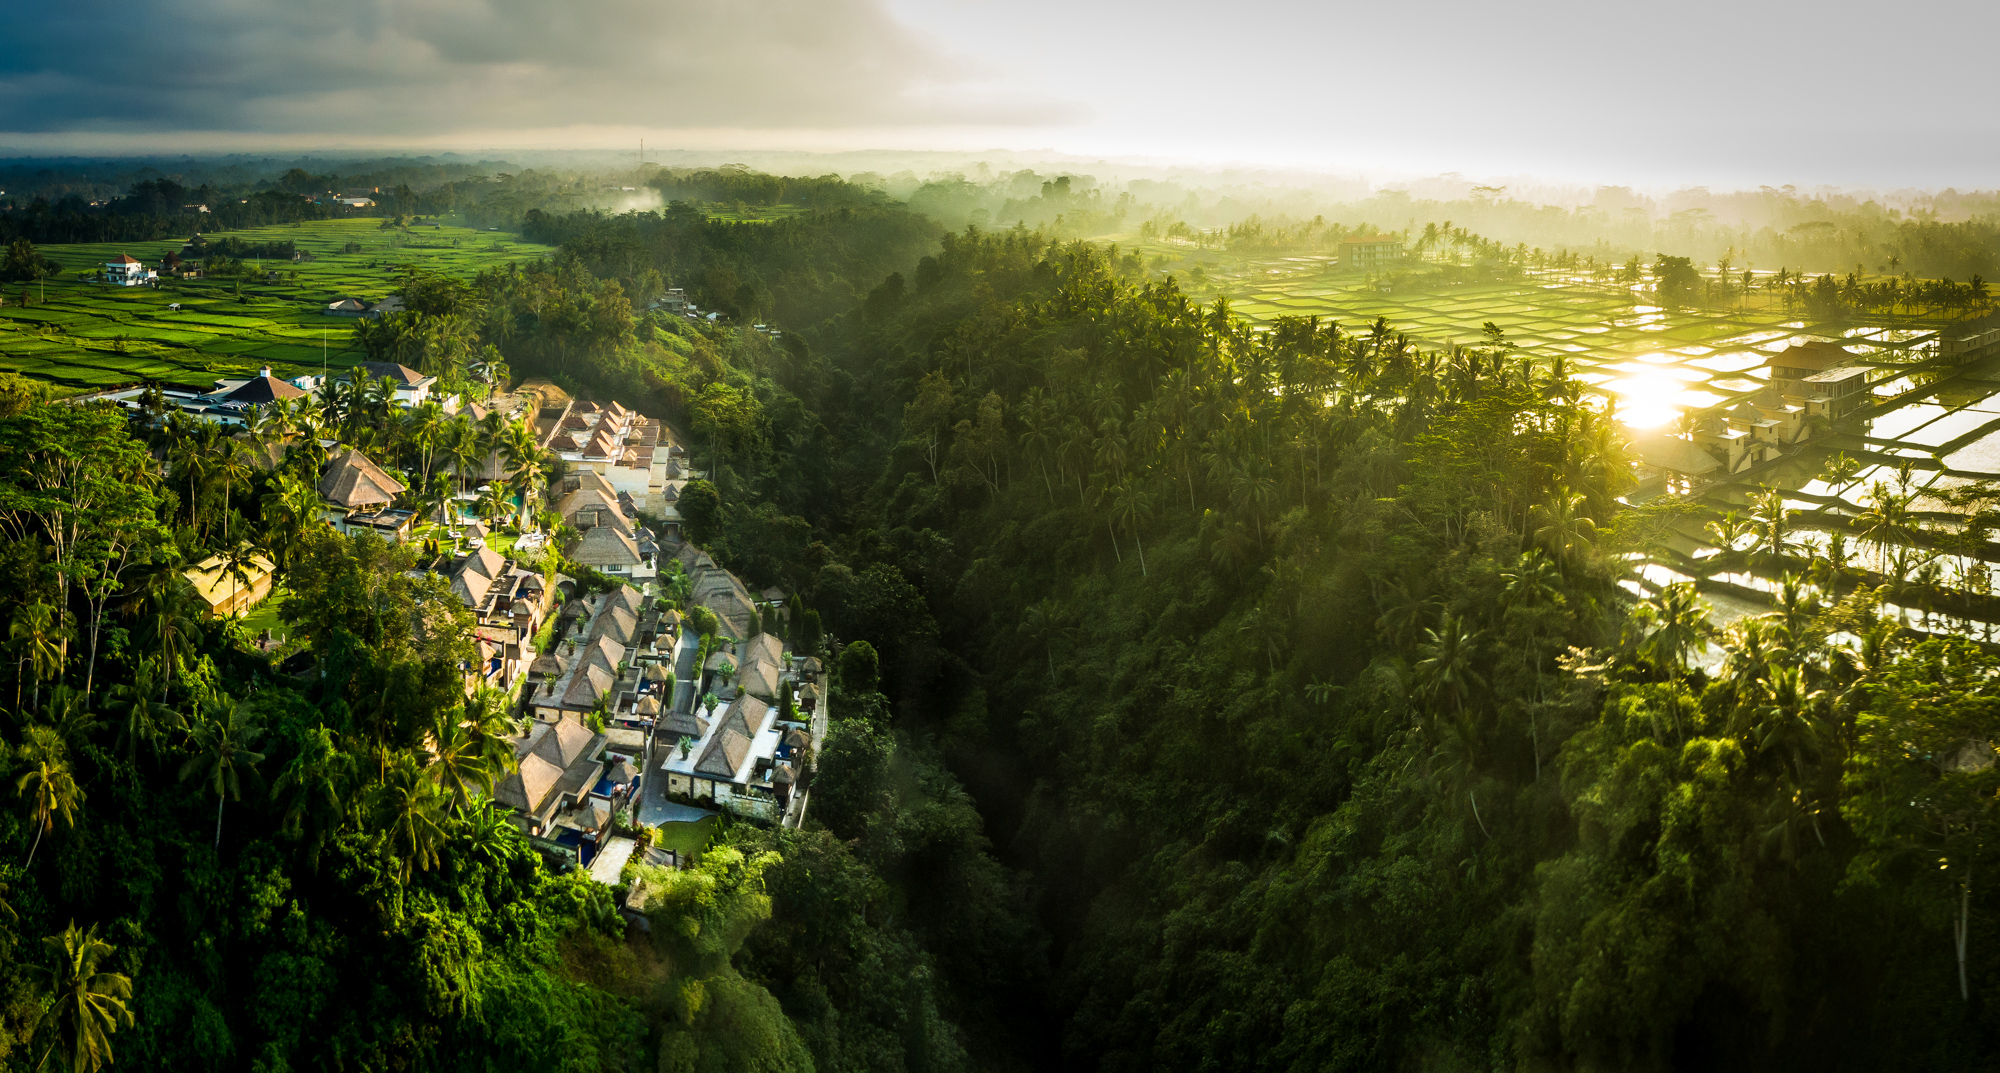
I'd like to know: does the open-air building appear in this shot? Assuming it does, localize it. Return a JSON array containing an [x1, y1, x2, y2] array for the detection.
[[318, 447, 414, 541]]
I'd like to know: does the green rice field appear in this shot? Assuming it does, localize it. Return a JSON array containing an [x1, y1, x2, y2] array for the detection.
[[0, 218, 554, 392], [1177, 253, 1955, 430]]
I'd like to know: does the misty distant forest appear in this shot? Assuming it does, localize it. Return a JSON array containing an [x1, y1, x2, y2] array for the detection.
[[3, 155, 2000, 1073]]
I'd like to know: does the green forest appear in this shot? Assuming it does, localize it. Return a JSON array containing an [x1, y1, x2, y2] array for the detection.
[[0, 161, 1997, 1073]]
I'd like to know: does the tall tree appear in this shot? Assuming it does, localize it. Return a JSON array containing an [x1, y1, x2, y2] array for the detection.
[[30, 923, 133, 1073], [178, 696, 266, 850]]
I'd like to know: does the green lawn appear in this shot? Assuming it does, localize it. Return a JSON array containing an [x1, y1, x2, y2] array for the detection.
[[653, 816, 719, 858], [236, 586, 291, 642], [0, 217, 554, 392]]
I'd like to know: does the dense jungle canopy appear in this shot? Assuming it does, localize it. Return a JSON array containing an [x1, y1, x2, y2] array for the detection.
[[0, 167, 1996, 1073]]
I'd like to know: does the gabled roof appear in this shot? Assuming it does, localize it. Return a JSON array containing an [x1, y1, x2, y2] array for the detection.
[[692, 569, 758, 637], [451, 545, 507, 607], [579, 633, 625, 673], [587, 605, 638, 646], [528, 651, 567, 677], [663, 710, 704, 740], [570, 525, 642, 567], [606, 585, 645, 618], [498, 750, 564, 813], [562, 662, 616, 709], [567, 469, 618, 498], [219, 375, 307, 405], [497, 715, 605, 817], [695, 699, 760, 779], [557, 487, 630, 533], [352, 360, 430, 387], [1769, 340, 1857, 374], [109, 254, 142, 265], [318, 447, 405, 508], [1804, 364, 1869, 384], [736, 633, 784, 700]]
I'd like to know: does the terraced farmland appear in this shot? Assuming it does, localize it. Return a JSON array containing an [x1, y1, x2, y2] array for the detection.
[[1143, 245, 2000, 636], [0, 218, 553, 392]]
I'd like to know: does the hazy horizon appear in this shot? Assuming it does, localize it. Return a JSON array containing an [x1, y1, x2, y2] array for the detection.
[[4, 0, 1997, 190]]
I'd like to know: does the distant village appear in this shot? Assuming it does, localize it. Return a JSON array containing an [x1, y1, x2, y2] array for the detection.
[[79, 357, 827, 886]]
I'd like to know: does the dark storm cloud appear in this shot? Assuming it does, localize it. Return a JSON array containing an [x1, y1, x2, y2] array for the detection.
[[0, 0, 1074, 134]]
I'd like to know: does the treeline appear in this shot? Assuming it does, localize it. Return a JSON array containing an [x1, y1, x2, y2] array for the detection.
[[515, 197, 942, 328], [0, 190, 337, 246], [645, 168, 881, 212]]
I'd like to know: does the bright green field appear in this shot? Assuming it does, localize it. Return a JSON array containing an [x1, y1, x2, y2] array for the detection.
[[0, 218, 554, 392]]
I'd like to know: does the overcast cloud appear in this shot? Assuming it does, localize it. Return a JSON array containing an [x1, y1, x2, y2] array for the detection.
[[0, 0, 1074, 136], [4, 0, 1998, 187]]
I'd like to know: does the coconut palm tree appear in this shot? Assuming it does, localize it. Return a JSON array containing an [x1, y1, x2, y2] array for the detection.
[[1109, 478, 1154, 577], [10, 600, 64, 711], [17, 726, 80, 869], [475, 481, 511, 525], [213, 439, 255, 543], [425, 714, 509, 812], [272, 725, 353, 870], [178, 696, 266, 850], [133, 574, 203, 705], [31, 922, 133, 1073], [107, 656, 184, 762], [1415, 612, 1486, 724], [376, 753, 448, 889], [1641, 581, 1715, 673], [448, 416, 481, 495], [217, 541, 267, 619]]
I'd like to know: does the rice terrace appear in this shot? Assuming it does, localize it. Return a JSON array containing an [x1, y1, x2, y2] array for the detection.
[[0, 217, 551, 390]]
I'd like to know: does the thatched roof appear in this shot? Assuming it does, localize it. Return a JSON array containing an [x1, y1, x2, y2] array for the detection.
[[318, 448, 405, 508]]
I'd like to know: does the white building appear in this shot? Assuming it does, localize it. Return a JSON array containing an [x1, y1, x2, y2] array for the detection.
[[103, 254, 156, 286], [346, 361, 439, 407]]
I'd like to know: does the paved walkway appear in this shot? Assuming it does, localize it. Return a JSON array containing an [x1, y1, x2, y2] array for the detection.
[[636, 631, 716, 826]]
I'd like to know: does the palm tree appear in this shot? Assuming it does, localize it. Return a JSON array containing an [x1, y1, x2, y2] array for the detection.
[[217, 541, 267, 619], [178, 696, 266, 850], [213, 439, 254, 543], [17, 726, 81, 869], [134, 574, 203, 705], [475, 481, 511, 525], [422, 470, 456, 530], [272, 725, 353, 869], [1531, 488, 1597, 569], [425, 715, 509, 811], [1751, 486, 1801, 566], [1641, 582, 1715, 673], [31, 922, 134, 1073], [448, 416, 481, 495], [1109, 479, 1154, 577], [167, 434, 216, 532], [376, 753, 448, 890], [10, 601, 65, 710], [1500, 549, 1564, 776], [107, 656, 184, 761], [1415, 612, 1486, 723], [1704, 510, 1755, 559]]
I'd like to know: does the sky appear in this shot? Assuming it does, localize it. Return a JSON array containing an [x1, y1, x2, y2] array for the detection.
[[2, 0, 1996, 190]]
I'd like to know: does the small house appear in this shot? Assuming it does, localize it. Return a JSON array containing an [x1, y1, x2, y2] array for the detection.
[[103, 254, 157, 287], [183, 551, 276, 618]]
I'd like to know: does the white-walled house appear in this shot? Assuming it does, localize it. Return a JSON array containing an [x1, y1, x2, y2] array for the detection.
[[103, 255, 157, 286], [347, 361, 439, 407]]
